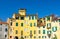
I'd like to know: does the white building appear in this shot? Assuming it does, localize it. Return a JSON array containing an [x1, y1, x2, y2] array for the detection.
[[0, 22, 8, 39]]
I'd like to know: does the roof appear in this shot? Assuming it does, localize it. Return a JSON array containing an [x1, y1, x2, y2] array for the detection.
[[0, 22, 8, 25]]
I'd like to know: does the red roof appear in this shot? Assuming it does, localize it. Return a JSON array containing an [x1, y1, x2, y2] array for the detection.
[[0, 22, 8, 25]]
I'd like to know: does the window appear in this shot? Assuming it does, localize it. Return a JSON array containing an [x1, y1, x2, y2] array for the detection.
[[29, 16, 36, 20], [29, 16, 32, 20], [34, 23, 36, 26], [10, 22, 12, 26], [5, 28, 7, 32], [52, 27, 57, 32], [47, 16, 50, 21], [25, 36, 26, 38], [39, 30, 40, 34], [21, 31, 23, 35], [42, 36, 44, 38], [47, 31, 51, 34], [43, 30, 45, 34], [32, 16, 34, 20], [16, 23, 18, 26], [39, 36, 41, 38], [5, 35, 7, 38], [16, 16, 19, 19], [47, 23, 51, 28], [10, 36, 12, 38], [21, 17, 24, 20], [21, 23, 23, 27], [30, 30, 32, 34], [34, 30, 36, 34], [45, 36, 46, 38], [30, 23, 32, 27], [16, 30, 18, 34], [34, 36, 36, 39], [34, 16, 36, 20], [43, 26, 45, 28], [30, 35, 32, 38], [42, 36, 46, 38]]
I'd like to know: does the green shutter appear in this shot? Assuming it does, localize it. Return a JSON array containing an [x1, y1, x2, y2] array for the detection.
[[56, 27, 57, 31], [47, 16, 50, 21], [43, 30, 45, 34], [21, 23, 23, 27], [30, 23, 32, 27], [16, 23, 18, 26], [32, 16, 34, 20], [42, 36, 44, 38], [52, 27, 57, 32], [47, 31, 51, 34]]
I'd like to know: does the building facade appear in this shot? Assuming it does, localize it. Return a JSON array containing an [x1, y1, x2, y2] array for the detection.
[[0, 21, 8, 39], [7, 9, 38, 39], [7, 8, 60, 39]]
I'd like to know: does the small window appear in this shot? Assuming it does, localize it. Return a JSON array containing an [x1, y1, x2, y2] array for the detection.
[[5, 28, 7, 32], [21, 31, 23, 35], [21, 23, 23, 27], [52, 27, 57, 32], [16, 16, 19, 19], [16, 23, 18, 26], [47, 16, 50, 21], [34, 23, 36, 26], [34, 16, 36, 20], [30, 30, 32, 34], [47, 31, 51, 34], [43, 30, 45, 34], [30, 35, 32, 38], [43, 26, 45, 28], [47, 23, 51, 28], [30, 23, 32, 27], [21, 17, 24, 20], [5, 35, 7, 38], [34, 30, 36, 34], [29, 16, 32, 20], [10, 36, 12, 38], [45, 36, 46, 38], [34, 36, 36, 38], [25, 36, 26, 38], [42, 36, 44, 38], [16, 30, 18, 34], [32, 16, 34, 20], [39, 30, 40, 34], [10, 22, 12, 26], [39, 36, 41, 38]]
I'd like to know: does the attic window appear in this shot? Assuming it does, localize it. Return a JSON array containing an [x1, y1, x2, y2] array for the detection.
[[16, 16, 19, 19], [21, 17, 24, 20], [47, 16, 50, 21]]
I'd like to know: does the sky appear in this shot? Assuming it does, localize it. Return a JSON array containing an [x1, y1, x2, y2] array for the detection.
[[0, 0, 60, 21]]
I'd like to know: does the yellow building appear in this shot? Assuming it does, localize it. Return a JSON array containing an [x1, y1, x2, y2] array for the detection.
[[7, 9, 38, 39]]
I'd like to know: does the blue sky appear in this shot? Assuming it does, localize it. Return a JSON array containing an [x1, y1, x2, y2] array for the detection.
[[0, 0, 60, 21]]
